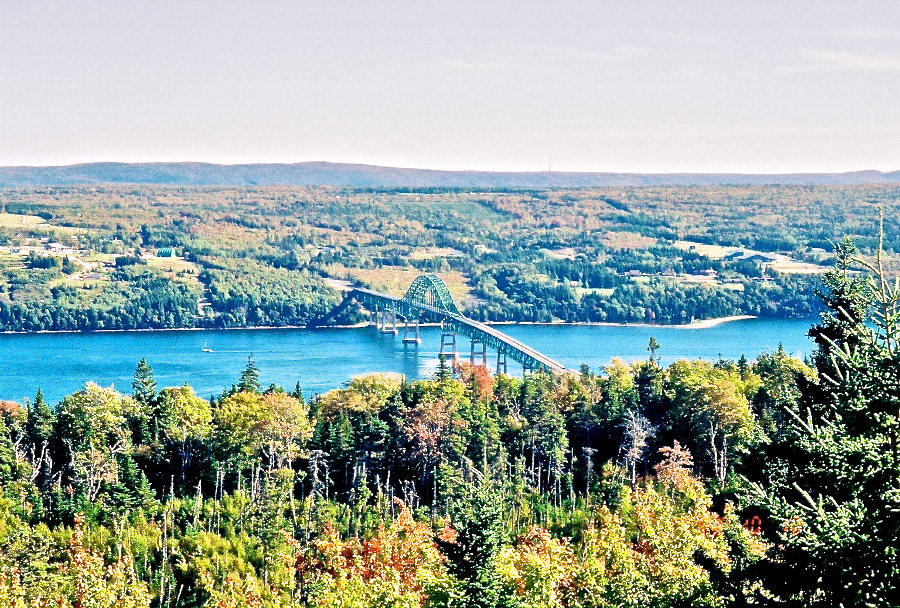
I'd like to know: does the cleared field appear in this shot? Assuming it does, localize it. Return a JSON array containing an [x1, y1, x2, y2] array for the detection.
[[673, 240, 737, 259], [147, 257, 203, 284], [601, 231, 658, 250], [768, 261, 829, 274], [0, 213, 44, 227], [547, 247, 578, 260]]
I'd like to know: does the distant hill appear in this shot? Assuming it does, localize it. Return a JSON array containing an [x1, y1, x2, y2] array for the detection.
[[1, 161, 899, 188]]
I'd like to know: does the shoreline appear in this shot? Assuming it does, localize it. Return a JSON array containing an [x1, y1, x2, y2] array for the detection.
[[0, 315, 765, 336]]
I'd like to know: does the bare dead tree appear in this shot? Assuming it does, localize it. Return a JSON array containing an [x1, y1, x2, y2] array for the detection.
[[621, 411, 656, 485]]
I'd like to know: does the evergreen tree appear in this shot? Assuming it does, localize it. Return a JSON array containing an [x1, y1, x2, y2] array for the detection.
[[238, 355, 262, 393], [131, 358, 157, 406], [291, 381, 304, 403], [647, 336, 661, 365], [26, 388, 55, 446], [750, 238, 900, 605], [437, 479, 506, 608], [437, 354, 453, 383], [130, 359, 157, 445]]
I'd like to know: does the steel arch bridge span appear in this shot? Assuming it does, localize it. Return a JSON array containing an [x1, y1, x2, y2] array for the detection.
[[347, 274, 567, 375], [403, 274, 461, 315]]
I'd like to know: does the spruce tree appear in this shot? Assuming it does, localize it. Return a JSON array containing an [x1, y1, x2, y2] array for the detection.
[[132, 358, 157, 406], [437, 479, 505, 608], [25, 388, 54, 447], [749, 237, 900, 605], [238, 355, 262, 393], [131, 359, 156, 444], [291, 381, 304, 403]]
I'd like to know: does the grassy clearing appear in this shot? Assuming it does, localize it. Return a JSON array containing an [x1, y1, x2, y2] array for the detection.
[[767, 261, 828, 274], [720, 282, 745, 291], [601, 231, 658, 250], [147, 257, 203, 284], [673, 240, 736, 258], [547, 247, 578, 260], [0, 213, 44, 227]]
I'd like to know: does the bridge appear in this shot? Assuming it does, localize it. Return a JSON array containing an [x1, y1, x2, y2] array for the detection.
[[343, 274, 567, 375]]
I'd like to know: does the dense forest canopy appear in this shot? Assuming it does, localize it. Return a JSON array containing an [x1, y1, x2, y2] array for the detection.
[[1, 243, 899, 606], [3, 183, 899, 331]]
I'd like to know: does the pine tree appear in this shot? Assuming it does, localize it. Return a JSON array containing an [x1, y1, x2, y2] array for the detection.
[[647, 336, 660, 365], [436, 354, 453, 383]]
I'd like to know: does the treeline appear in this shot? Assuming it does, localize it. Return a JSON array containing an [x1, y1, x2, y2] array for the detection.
[[0, 267, 201, 331], [466, 265, 820, 323], [0, 258, 351, 332], [199, 259, 347, 328], [1, 244, 897, 606]]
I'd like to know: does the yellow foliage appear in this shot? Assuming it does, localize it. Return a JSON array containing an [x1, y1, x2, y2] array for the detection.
[[316, 373, 404, 419], [0, 514, 151, 608], [499, 459, 769, 608]]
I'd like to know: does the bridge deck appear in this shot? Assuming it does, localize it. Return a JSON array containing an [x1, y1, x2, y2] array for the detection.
[[350, 287, 567, 374]]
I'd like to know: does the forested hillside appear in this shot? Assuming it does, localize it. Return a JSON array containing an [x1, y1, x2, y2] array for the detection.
[[1, 246, 897, 606], [3, 183, 899, 331]]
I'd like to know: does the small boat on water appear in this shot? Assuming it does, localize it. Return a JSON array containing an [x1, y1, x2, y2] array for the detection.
[[202, 341, 213, 353]]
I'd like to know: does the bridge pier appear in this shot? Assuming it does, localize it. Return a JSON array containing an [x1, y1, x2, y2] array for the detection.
[[440, 328, 457, 361], [380, 310, 398, 334], [470, 340, 487, 366], [496, 351, 508, 375], [402, 319, 421, 344]]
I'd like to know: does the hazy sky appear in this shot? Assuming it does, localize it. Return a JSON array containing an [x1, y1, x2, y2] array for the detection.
[[1, 1, 898, 172]]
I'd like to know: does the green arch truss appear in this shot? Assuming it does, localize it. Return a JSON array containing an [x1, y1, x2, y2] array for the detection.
[[402, 274, 460, 315]]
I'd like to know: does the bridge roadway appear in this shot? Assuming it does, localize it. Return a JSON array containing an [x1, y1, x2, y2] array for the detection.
[[349, 286, 568, 375]]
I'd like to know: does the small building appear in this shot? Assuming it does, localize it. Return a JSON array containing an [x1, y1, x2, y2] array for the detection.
[[47, 242, 74, 254], [660, 268, 676, 277], [156, 247, 176, 258]]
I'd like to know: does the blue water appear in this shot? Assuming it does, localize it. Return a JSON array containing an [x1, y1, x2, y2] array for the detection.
[[2, 318, 815, 405]]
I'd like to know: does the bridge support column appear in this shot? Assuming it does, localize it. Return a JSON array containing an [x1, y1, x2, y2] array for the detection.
[[496, 351, 508, 376], [440, 329, 457, 361], [402, 319, 421, 344], [381, 310, 398, 334], [470, 340, 487, 366]]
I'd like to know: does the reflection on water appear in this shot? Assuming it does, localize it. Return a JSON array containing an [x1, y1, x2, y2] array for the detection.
[[2, 318, 814, 404]]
